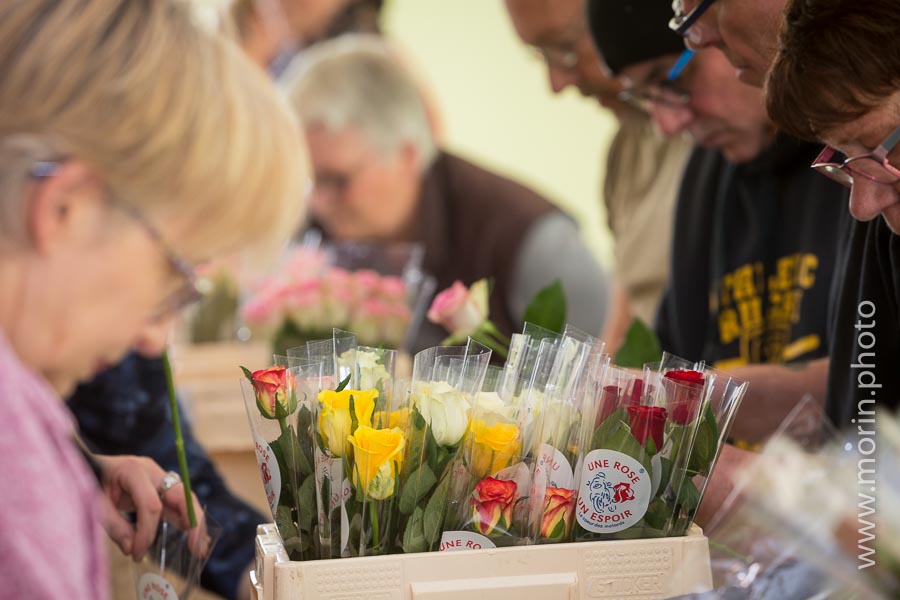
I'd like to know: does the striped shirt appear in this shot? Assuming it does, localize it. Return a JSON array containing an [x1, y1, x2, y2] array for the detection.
[[0, 333, 109, 599]]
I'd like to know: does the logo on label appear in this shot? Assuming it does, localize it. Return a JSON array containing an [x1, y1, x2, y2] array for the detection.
[[253, 435, 280, 516], [439, 530, 496, 552], [137, 573, 178, 600], [576, 449, 650, 533], [536, 443, 575, 490]]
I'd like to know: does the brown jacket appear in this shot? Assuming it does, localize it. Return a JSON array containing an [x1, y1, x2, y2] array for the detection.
[[413, 151, 558, 349]]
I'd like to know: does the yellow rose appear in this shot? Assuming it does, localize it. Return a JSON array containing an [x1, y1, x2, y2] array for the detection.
[[469, 418, 521, 479], [388, 407, 409, 431], [317, 389, 377, 457], [373, 407, 409, 432], [348, 426, 405, 500]]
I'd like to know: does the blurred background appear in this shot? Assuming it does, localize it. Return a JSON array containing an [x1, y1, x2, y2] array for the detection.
[[381, 0, 617, 265]]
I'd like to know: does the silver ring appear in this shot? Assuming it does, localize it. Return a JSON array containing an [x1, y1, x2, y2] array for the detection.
[[157, 471, 182, 496]]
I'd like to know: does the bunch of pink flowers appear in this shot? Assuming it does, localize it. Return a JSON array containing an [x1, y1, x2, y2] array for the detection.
[[242, 248, 411, 349]]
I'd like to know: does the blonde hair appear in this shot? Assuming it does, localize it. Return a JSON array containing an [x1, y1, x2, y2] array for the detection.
[[284, 34, 437, 169], [0, 0, 308, 260]]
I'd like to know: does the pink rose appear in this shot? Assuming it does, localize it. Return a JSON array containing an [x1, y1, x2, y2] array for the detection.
[[378, 276, 407, 302], [353, 269, 382, 298], [427, 280, 489, 337]]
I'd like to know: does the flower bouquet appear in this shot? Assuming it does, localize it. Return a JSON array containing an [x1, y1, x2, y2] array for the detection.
[[394, 340, 492, 554], [526, 329, 608, 545], [439, 365, 527, 550], [573, 354, 747, 541], [241, 245, 434, 355], [239, 362, 320, 560]]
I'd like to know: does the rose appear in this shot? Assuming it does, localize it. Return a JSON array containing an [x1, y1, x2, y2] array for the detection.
[[595, 385, 620, 427], [348, 426, 405, 500], [473, 391, 513, 420], [373, 407, 409, 431], [317, 389, 378, 457], [426, 279, 489, 338], [540, 487, 576, 539], [627, 405, 667, 450], [664, 370, 706, 425], [626, 378, 650, 405], [471, 477, 517, 536], [412, 381, 471, 447], [249, 366, 296, 419], [538, 399, 578, 451], [355, 349, 391, 392], [378, 276, 407, 302], [469, 419, 521, 479]]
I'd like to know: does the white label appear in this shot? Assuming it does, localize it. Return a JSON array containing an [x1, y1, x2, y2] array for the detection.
[[137, 573, 179, 600], [253, 435, 280, 517], [576, 449, 651, 533], [439, 530, 496, 552], [535, 444, 575, 490]]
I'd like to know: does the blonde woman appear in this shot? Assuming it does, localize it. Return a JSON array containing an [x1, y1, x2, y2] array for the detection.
[[0, 1, 307, 598]]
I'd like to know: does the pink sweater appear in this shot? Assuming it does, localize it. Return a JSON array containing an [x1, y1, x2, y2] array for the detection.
[[0, 334, 109, 599]]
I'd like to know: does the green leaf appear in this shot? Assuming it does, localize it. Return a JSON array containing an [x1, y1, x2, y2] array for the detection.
[[275, 504, 299, 540], [423, 474, 451, 547], [614, 318, 662, 368], [655, 456, 673, 499], [402, 412, 428, 479], [335, 373, 352, 392], [296, 407, 315, 477], [240, 366, 254, 381], [399, 464, 437, 515], [297, 475, 316, 531], [688, 404, 719, 475], [402, 507, 428, 554], [349, 394, 359, 433], [523, 280, 567, 334], [606, 426, 651, 475], [676, 476, 702, 512], [643, 497, 671, 531], [591, 408, 628, 450]]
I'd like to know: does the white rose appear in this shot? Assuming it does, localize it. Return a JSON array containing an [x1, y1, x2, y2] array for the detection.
[[355, 349, 390, 391], [537, 399, 577, 451], [473, 391, 513, 420], [413, 380, 471, 447]]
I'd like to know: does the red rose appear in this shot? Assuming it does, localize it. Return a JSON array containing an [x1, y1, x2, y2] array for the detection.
[[627, 405, 667, 449], [595, 385, 620, 427], [664, 370, 705, 425], [626, 378, 644, 405]]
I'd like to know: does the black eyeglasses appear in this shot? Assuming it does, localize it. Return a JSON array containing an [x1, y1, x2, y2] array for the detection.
[[30, 160, 204, 320], [669, 0, 717, 37]]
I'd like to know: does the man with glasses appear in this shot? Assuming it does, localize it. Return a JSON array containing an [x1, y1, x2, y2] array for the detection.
[[669, 0, 786, 87], [764, 0, 900, 426], [504, 0, 692, 351], [588, 0, 847, 443]]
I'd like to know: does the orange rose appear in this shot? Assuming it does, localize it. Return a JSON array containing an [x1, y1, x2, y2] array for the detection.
[[471, 477, 517, 536], [539, 487, 576, 540], [248, 366, 296, 419]]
